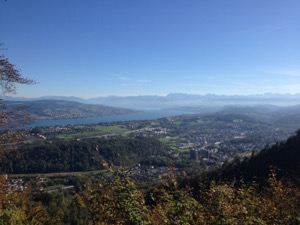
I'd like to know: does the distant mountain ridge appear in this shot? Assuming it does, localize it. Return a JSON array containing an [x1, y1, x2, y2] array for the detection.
[[3, 96, 300, 127], [3, 93, 300, 110], [2, 100, 137, 120], [84, 93, 300, 109]]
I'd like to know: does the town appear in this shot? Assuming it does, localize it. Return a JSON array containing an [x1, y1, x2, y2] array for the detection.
[[24, 113, 295, 173]]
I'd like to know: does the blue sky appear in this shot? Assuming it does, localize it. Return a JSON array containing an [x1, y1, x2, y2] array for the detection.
[[1, 0, 299, 98]]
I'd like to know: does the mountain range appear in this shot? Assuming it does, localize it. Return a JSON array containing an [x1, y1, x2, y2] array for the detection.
[[3, 93, 300, 110], [2, 93, 300, 125], [1, 100, 137, 120]]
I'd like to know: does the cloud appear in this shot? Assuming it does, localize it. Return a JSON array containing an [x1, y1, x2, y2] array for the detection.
[[233, 22, 291, 39], [159, 69, 191, 74], [281, 84, 300, 94], [137, 79, 150, 84], [118, 76, 130, 80], [263, 69, 300, 77], [230, 81, 249, 86], [253, 24, 289, 37], [119, 78, 151, 87], [114, 74, 150, 84], [275, 70, 300, 77], [114, 74, 130, 80]]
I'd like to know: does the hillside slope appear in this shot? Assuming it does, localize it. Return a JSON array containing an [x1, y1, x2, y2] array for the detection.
[[205, 129, 300, 185], [2, 100, 137, 120], [217, 104, 300, 128]]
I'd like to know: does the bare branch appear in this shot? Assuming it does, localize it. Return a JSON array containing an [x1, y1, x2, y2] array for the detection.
[[0, 56, 35, 96]]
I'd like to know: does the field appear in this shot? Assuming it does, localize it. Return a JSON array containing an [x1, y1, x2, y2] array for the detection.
[[57, 125, 128, 139]]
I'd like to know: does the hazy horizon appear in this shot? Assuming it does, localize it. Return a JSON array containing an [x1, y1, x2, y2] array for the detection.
[[1, 1, 299, 98], [3, 91, 300, 100]]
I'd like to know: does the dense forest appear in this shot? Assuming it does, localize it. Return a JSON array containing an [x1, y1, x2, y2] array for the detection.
[[0, 138, 169, 174]]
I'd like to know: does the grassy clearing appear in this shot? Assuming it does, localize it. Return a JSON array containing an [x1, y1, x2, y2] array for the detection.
[[159, 137, 169, 143], [173, 121, 182, 125], [159, 136, 178, 143], [159, 137, 179, 151], [57, 125, 128, 139], [233, 119, 243, 123], [188, 121, 199, 126], [93, 125, 128, 134]]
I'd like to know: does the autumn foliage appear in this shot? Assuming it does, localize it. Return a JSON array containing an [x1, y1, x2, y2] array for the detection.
[[72, 167, 300, 225]]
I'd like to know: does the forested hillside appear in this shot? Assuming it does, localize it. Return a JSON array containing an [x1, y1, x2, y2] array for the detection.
[[203, 129, 300, 185], [0, 138, 168, 173]]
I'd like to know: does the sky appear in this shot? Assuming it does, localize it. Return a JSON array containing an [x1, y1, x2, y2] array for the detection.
[[0, 0, 300, 98]]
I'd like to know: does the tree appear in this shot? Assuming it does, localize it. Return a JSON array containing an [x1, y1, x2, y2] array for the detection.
[[0, 52, 35, 153], [0, 52, 50, 224], [78, 166, 150, 225], [0, 56, 34, 95]]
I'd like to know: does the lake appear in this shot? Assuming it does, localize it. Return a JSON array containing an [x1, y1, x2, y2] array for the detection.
[[29, 110, 193, 127]]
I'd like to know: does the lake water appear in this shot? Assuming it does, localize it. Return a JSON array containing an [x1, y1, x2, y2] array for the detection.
[[29, 110, 192, 127]]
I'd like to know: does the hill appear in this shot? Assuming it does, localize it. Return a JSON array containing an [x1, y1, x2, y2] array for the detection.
[[208, 104, 300, 128], [203, 129, 300, 185], [2, 100, 137, 120], [0, 138, 169, 173]]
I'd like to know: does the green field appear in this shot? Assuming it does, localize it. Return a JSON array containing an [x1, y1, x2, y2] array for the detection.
[[159, 137, 179, 151], [57, 125, 128, 139], [233, 119, 243, 123], [93, 125, 128, 133]]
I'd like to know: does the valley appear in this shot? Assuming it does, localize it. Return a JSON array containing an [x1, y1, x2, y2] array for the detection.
[[3, 111, 294, 176]]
